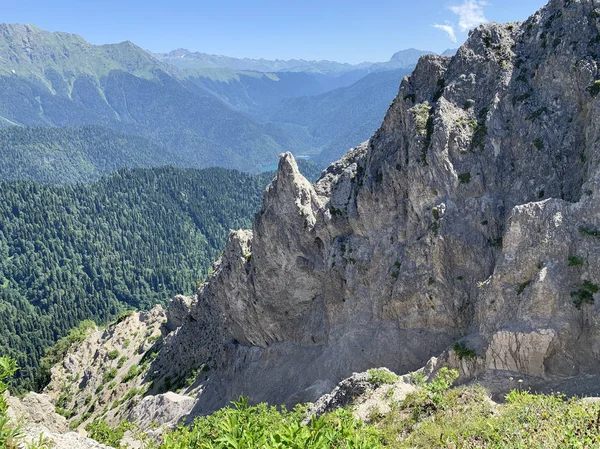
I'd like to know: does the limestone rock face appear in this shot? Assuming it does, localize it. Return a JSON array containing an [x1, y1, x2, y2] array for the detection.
[[7, 392, 68, 434], [305, 368, 416, 422], [147, 0, 600, 415], [6, 392, 110, 449], [126, 392, 196, 430]]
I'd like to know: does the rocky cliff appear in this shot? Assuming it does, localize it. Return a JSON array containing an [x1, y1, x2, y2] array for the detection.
[[145, 0, 600, 416], [50, 0, 600, 426]]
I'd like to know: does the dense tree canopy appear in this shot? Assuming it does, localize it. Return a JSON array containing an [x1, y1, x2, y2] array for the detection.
[[0, 166, 275, 391]]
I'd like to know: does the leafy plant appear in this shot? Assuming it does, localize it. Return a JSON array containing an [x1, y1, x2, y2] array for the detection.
[[367, 368, 399, 388], [158, 396, 383, 449], [0, 357, 50, 448], [86, 418, 133, 448], [0, 356, 18, 413]]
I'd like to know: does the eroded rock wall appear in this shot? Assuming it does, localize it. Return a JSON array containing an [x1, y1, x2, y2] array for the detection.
[[151, 0, 600, 415]]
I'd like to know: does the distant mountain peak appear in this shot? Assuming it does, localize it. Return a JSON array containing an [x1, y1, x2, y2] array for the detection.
[[442, 48, 458, 56], [389, 48, 433, 62]]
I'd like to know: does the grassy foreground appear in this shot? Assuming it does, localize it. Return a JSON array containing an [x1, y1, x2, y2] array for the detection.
[[4, 357, 600, 448], [85, 367, 600, 449]]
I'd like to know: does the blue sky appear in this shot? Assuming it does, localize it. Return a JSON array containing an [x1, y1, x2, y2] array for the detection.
[[5, 0, 548, 63]]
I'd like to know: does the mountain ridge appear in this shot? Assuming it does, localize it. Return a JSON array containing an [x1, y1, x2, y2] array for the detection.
[[154, 46, 435, 75], [0, 22, 427, 174]]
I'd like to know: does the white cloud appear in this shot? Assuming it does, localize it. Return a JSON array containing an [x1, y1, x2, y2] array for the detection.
[[433, 23, 457, 43], [449, 0, 489, 32]]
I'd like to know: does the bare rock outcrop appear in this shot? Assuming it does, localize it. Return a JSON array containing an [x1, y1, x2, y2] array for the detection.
[[45, 306, 166, 429], [6, 392, 110, 449], [305, 368, 417, 423], [143, 0, 600, 416], [126, 391, 196, 431]]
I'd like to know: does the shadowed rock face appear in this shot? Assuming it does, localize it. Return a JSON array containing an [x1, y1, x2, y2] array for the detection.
[[150, 0, 600, 415]]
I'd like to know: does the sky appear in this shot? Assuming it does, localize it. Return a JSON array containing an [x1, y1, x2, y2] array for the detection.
[[4, 0, 548, 63]]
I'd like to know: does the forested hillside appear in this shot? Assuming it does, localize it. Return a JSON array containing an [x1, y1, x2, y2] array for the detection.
[[0, 166, 273, 390], [0, 126, 183, 183]]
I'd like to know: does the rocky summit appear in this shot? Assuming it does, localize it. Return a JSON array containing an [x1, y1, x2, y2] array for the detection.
[[139, 0, 600, 416]]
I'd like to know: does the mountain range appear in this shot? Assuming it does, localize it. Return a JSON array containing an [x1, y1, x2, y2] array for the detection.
[[0, 23, 449, 176]]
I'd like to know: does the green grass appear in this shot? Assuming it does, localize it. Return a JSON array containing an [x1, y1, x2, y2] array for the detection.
[[379, 384, 600, 448]]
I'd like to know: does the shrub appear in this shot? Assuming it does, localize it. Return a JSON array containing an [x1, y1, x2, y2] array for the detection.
[[367, 368, 399, 388], [491, 237, 503, 248], [579, 227, 600, 237], [571, 280, 598, 308], [453, 342, 477, 359], [103, 368, 118, 383], [463, 99, 475, 109], [146, 335, 160, 344], [399, 367, 460, 424], [517, 280, 532, 296], [588, 80, 600, 97], [122, 365, 142, 383], [458, 172, 472, 184], [470, 120, 488, 151], [115, 311, 134, 325], [568, 256, 585, 266]]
